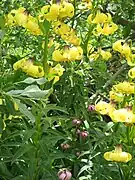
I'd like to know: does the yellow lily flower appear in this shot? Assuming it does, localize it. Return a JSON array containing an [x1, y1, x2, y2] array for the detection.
[[59, 1, 74, 18], [95, 101, 115, 115], [113, 82, 134, 94], [111, 108, 135, 123], [44, 4, 60, 21], [48, 64, 65, 83], [113, 40, 131, 57], [104, 145, 132, 163], [109, 91, 124, 102], [92, 12, 112, 24], [13, 58, 44, 78], [15, 7, 28, 26], [52, 46, 83, 62], [128, 67, 135, 78], [100, 49, 112, 61], [95, 23, 118, 36], [113, 40, 124, 53], [25, 15, 42, 35]]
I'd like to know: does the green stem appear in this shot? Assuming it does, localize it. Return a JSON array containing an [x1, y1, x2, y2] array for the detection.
[[116, 163, 125, 180], [33, 113, 42, 180], [103, 64, 128, 90], [72, 0, 77, 28], [83, 25, 93, 60], [133, 83, 135, 113], [43, 29, 50, 76], [126, 126, 131, 146]]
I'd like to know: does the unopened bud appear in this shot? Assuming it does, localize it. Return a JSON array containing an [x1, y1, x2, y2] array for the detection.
[[88, 105, 95, 112], [58, 169, 72, 180]]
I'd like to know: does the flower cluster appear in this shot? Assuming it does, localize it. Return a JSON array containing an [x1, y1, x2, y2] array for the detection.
[[6, 7, 42, 35], [39, 1, 74, 22], [94, 44, 135, 162], [87, 11, 118, 36], [52, 46, 83, 62], [95, 82, 135, 124], [113, 40, 135, 78]]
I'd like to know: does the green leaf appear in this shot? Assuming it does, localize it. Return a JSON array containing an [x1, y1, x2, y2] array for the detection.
[[19, 77, 47, 85], [43, 19, 51, 34], [4, 94, 15, 114], [11, 176, 25, 180], [20, 77, 36, 84], [0, 115, 5, 134], [15, 99, 35, 123], [36, 78, 47, 85], [0, 162, 13, 178], [8, 85, 52, 99], [22, 129, 35, 143], [0, 15, 5, 29], [78, 163, 93, 177], [44, 104, 68, 114], [11, 144, 33, 164], [103, 122, 114, 132], [22, 85, 51, 98]]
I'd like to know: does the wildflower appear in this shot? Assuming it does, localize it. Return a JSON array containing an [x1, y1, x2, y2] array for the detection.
[[25, 64, 44, 78], [13, 58, 27, 70], [6, 8, 42, 35], [95, 23, 118, 36], [100, 49, 112, 60], [112, 40, 124, 53], [48, 64, 65, 83], [111, 108, 135, 123], [104, 145, 132, 163], [52, 50, 66, 62], [52, 46, 83, 62], [126, 47, 135, 66], [53, 21, 70, 35], [14, 7, 28, 26], [109, 90, 124, 102], [6, 10, 17, 25], [89, 51, 99, 61], [95, 101, 115, 115], [113, 40, 131, 58], [6, 7, 28, 26], [113, 82, 134, 94], [88, 48, 112, 61], [53, 21, 81, 45], [13, 58, 44, 78], [128, 67, 135, 78], [68, 46, 83, 60], [59, 1, 74, 18], [90, 11, 112, 24], [44, 4, 60, 21], [25, 15, 42, 35], [82, 0, 92, 9]]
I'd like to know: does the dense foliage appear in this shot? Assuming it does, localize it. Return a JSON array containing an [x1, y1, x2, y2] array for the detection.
[[1, 0, 135, 179]]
